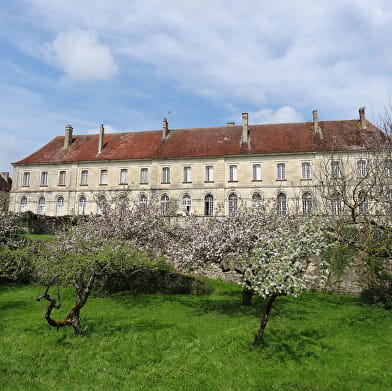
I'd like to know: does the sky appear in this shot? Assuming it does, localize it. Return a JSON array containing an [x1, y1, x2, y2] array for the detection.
[[1, 0, 391, 173]]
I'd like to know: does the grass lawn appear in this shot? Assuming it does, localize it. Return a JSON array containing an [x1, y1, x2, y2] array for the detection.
[[0, 280, 391, 391]]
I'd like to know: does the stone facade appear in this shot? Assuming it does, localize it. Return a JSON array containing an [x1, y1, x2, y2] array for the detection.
[[8, 109, 384, 216]]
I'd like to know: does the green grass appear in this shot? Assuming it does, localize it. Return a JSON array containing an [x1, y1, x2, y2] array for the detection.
[[1, 281, 391, 391], [20, 233, 54, 242]]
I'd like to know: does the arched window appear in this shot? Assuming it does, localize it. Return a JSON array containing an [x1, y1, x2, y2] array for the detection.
[[56, 197, 65, 216], [97, 196, 106, 215], [228, 194, 238, 215], [302, 192, 312, 216], [331, 193, 342, 215], [160, 195, 169, 215], [277, 193, 287, 215], [139, 195, 147, 207], [20, 197, 28, 212], [204, 194, 214, 216], [78, 196, 87, 215], [182, 195, 191, 215], [37, 197, 46, 215], [252, 193, 262, 209]]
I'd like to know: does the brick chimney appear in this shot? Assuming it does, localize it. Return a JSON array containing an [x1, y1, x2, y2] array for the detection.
[[63, 125, 73, 149], [242, 112, 249, 144], [313, 110, 320, 132], [98, 124, 104, 154], [162, 118, 169, 139], [359, 107, 367, 130]]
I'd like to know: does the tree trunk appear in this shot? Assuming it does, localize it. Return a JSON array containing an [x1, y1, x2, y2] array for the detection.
[[36, 274, 96, 335], [241, 287, 254, 306], [253, 293, 278, 345]]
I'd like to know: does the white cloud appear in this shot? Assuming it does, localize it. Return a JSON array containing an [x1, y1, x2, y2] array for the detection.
[[45, 29, 118, 80], [250, 106, 303, 124]]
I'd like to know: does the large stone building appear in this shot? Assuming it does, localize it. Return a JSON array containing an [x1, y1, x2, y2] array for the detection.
[[8, 108, 384, 217]]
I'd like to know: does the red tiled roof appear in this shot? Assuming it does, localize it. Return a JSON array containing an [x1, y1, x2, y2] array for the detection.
[[13, 119, 385, 165]]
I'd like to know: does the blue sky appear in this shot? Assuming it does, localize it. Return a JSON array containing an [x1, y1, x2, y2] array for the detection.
[[1, 0, 391, 172]]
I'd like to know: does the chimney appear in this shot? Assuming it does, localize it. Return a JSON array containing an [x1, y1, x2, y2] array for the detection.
[[242, 112, 249, 144], [313, 110, 320, 132], [359, 107, 367, 130], [162, 118, 169, 139], [226, 122, 235, 126], [63, 124, 73, 149], [98, 124, 104, 154]]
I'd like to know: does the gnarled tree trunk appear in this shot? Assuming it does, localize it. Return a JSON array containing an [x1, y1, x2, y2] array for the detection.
[[36, 274, 96, 335]]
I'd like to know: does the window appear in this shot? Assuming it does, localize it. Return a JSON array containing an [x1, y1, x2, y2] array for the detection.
[[97, 196, 106, 215], [37, 197, 46, 215], [229, 165, 238, 181], [182, 195, 191, 215], [357, 160, 367, 177], [228, 194, 238, 215], [140, 168, 148, 184], [80, 170, 88, 185], [331, 161, 341, 178], [78, 196, 87, 215], [302, 192, 312, 216], [162, 167, 170, 184], [205, 166, 214, 182], [22, 172, 30, 187], [120, 169, 128, 184], [252, 164, 262, 181], [277, 193, 287, 215], [40, 171, 48, 186], [139, 195, 147, 208], [252, 193, 262, 208], [331, 193, 342, 215], [384, 159, 392, 177], [100, 169, 108, 185], [160, 195, 169, 214], [20, 197, 27, 212], [58, 171, 66, 186], [277, 163, 286, 180], [183, 167, 191, 183], [56, 197, 65, 216], [204, 194, 214, 216], [358, 192, 369, 215], [301, 162, 311, 179]]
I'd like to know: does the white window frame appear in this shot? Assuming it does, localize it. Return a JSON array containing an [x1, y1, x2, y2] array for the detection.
[[384, 159, 392, 177], [252, 193, 262, 208], [78, 196, 87, 215], [58, 171, 66, 186], [228, 194, 238, 215], [252, 164, 262, 181], [160, 195, 169, 214], [204, 194, 214, 216], [357, 160, 367, 178], [205, 166, 214, 182], [162, 167, 170, 184], [80, 170, 88, 185], [183, 167, 191, 183], [37, 197, 46, 215], [20, 197, 28, 212], [229, 165, 238, 182], [277, 163, 286, 180], [277, 193, 287, 215], [40, 171, 48, 186], [100, 169, 108, 185], [182, 195, 191, 214], [120, 169, 128, 185], [301, 162, 311, 179], [140, 168, 148, 184], [22, 172, 30, 187], [56, 197, 65, 216], [331, 194, 342, 215], [302, 192, 312, 215]]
